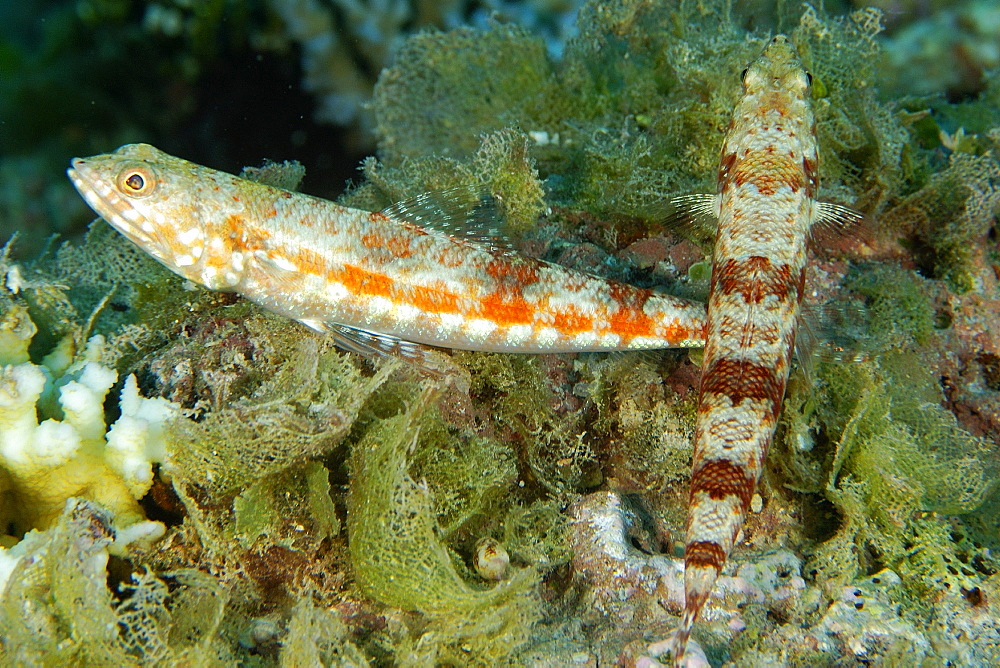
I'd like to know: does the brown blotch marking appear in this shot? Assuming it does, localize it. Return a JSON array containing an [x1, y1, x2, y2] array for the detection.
[[485, 257, 541, 287], [690, 459, 755, 512], [713, 256, 795, 303], [700, 357, 784, 407], [434, 246, 466, 269], [360, 230, 414, 259], [685, 540, 726, 571], [386, 235, 414, 258], [718, 151, 737, 191], [607, 282, 655, 339], [361, 232, 383, 250], [803, 156, 818, 199]]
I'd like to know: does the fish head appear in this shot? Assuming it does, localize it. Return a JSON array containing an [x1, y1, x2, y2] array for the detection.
[[741, 34, 812, 100], [68, 143, 247, 290]]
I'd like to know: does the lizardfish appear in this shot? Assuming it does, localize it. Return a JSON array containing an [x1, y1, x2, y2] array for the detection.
[[68, 144, 707, 360]]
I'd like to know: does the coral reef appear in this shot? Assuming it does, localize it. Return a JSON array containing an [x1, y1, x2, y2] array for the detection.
[[268, 0, 586, 134], [0, 305, 177, 535], [1, 0, 999, 665], [878, 0, 1000, 100]]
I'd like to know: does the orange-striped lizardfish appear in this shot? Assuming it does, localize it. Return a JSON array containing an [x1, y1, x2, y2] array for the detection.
[[68, 143, 708, 360]]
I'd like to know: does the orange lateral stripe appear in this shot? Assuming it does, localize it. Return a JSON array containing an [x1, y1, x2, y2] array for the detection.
[[552, 305, 594, 336], [410, 283, 461, 315], [335, 264, 394, 299], [479, 291, 533, 326], [294, 248, 328, 276]]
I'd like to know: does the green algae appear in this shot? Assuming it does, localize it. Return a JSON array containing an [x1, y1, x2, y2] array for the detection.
[[346, 128, 547, 235], [589, 355, 696, 491], [370, 3, 902, 221], [777, 267, 997, 594], [3, 0, 999, 664], [347, 387, 542, 664], [368, 0, 996, 288], [373, 25, 556, 165], [279, 598, 369, 668], [879, 151, 1000, 292], [846, 265, 938, 349], [0, 498, 260, 665], [166, 335, 390, 499], [502, 498, 573, 570], [407, 417, 517, 540], [233, 461, 339, 550], [0, 501, 126, 666]]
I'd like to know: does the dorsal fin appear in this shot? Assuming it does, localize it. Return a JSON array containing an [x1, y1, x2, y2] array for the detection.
[[380, 188, 516, 255]]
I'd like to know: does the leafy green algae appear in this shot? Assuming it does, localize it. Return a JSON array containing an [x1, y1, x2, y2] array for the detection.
[[370, 1, 998, 289], [5, 0, 999, 664], [0, 501, 124, 666], [279, 598, 368, 668], [346, 127, 547, 235], [879, 151, 1000, 292], [233, 461, 339, 550], [778, 267, 997, 597], [166, 334, 392, 498], [373, 25, 556, 164], [347, 388, 542, 664], [371, 2, 905, 219], [0, 500, 230, 665]]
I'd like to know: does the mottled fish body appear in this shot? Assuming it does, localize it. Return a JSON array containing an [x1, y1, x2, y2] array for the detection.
[[672, 35, 857, 664], [68, 144, 707, 357]]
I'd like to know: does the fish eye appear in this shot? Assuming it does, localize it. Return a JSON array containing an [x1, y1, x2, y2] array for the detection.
[[740, 68, 749, 83], [117, 165, 156, 198]]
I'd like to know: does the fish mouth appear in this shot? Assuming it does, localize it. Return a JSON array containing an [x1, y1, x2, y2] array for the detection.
[[67, 158, 158, 251]]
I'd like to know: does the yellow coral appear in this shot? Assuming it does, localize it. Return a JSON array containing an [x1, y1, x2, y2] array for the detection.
[[0, 329, 179, 533]]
